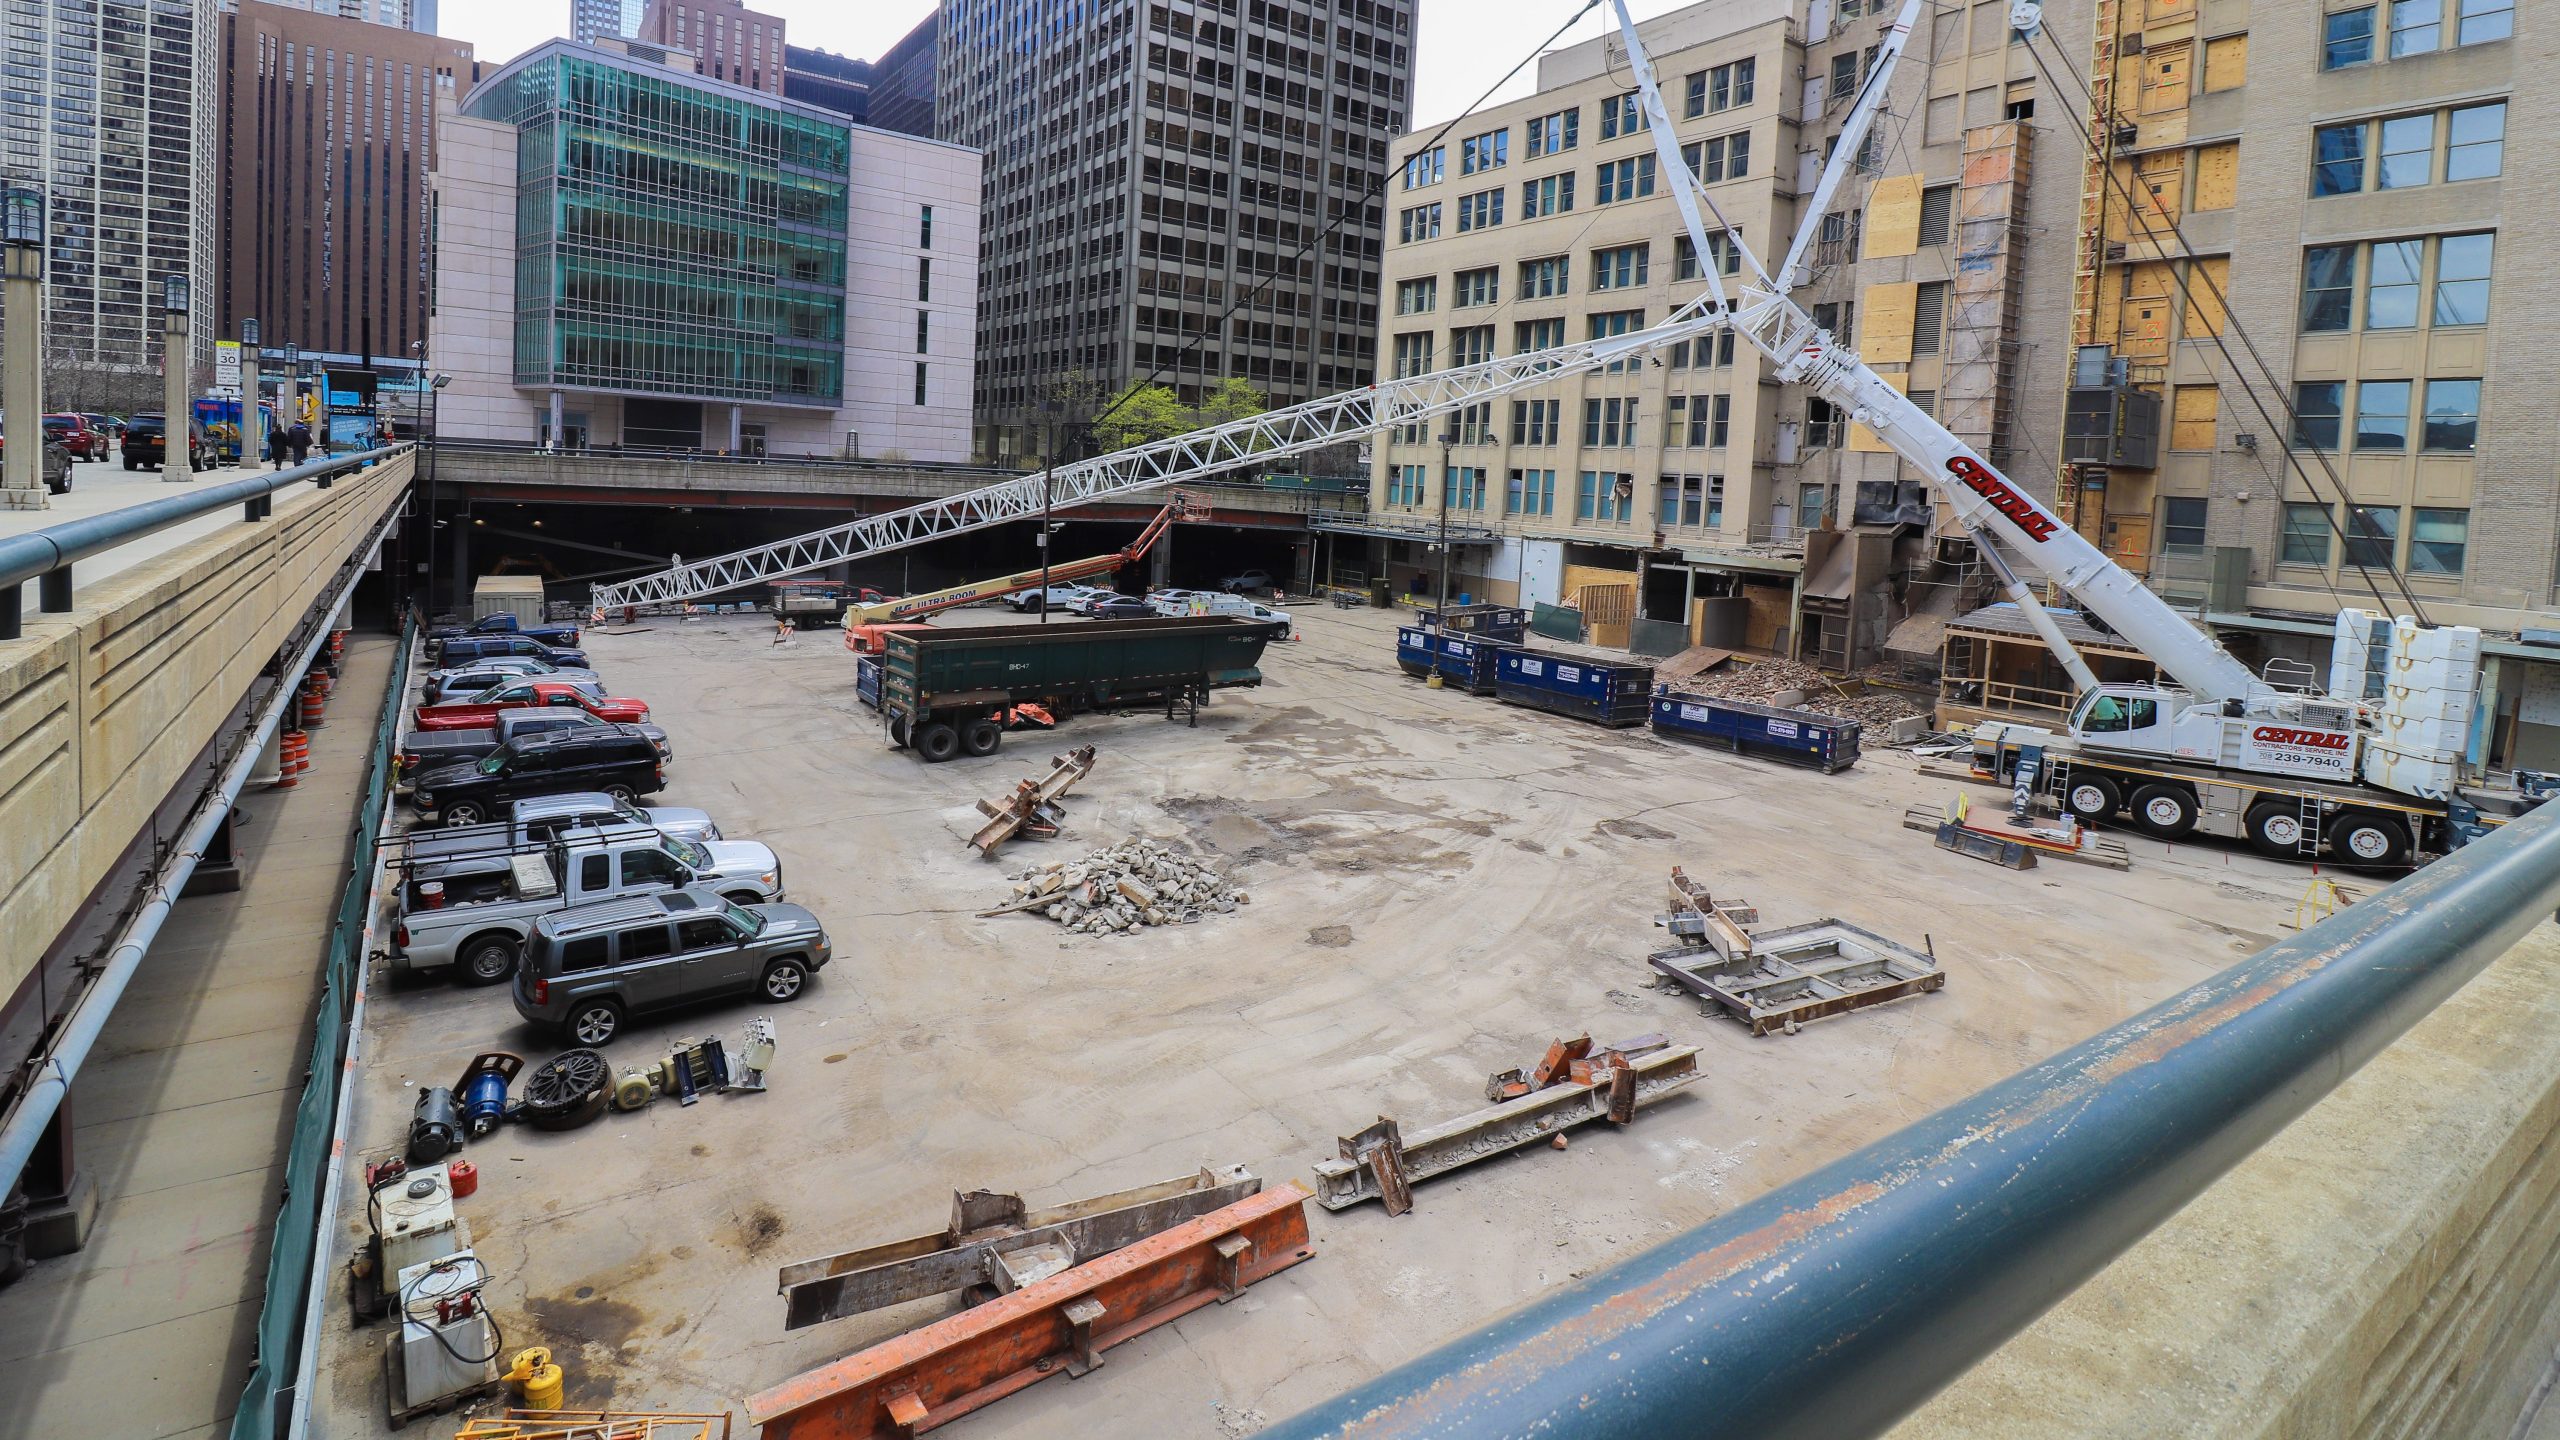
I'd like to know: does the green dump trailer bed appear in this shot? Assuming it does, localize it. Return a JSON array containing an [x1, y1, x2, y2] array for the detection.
[[879, 615, 1285, 761]]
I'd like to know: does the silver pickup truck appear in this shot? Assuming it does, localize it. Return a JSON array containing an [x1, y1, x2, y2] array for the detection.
[[400, 791, 720, 873], [392, 826, 784, 984]]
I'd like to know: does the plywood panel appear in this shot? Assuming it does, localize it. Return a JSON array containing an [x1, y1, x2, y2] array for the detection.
[[2203, 33, 2247, 91], [2183, 255, 2228, 338], [2116, 262, 2175, 363], [1864, 174, 1925, 258], [2193, 141, 2238, 210], [2136, 154, 2184, 226], [2172, 384, 2219, 450], [2138, 40, 2191, 114], [1860, 281, 1920, 364]]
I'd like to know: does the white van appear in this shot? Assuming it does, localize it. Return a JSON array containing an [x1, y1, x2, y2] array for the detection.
[[1181, 592, 1292, 628]]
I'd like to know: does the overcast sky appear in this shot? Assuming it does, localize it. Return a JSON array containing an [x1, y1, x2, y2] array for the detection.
[[433, 0, 1700, 131]]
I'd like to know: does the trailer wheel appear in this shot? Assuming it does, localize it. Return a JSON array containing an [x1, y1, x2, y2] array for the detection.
[[961, 718, 1003, 757], [2328, 810, 2411, 869], [2246, 801, 2314, 857], [915, 722, 960, 763], [2129, 784, 2199, 839], [2061, 774, 2121, 824], [886, 714, 911, 749]]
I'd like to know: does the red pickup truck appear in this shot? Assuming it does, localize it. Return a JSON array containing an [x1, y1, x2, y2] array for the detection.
[[413, 680, 651, 732]]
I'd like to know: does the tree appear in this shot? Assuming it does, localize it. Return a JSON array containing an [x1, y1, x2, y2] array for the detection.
[[1091, 382, 1192, 452], [1193, 376, 1268, 430]]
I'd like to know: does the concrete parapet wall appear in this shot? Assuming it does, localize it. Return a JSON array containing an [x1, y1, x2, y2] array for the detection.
[[0, 455, 410, 999], [1892, 924, 2560, 1440]]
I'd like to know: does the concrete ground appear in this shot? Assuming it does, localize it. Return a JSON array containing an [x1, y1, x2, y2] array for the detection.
[[314, 602, 2328, 1436], [0, 634, 394, 1440]]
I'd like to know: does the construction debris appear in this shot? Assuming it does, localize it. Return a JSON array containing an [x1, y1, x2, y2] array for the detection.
[[1904, 795, 2131, 870], [990, 839, 1245, 933], [967, 746, 1097, 858], [457, 1411, 731, 1439], [1311, 1034, 1699, 1213], [1650, 868, 1945, 1034], [1648, 650, 1929, 730]]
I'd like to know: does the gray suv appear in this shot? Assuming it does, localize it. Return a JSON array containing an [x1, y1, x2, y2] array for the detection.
[[512, 886, 830, 1045]]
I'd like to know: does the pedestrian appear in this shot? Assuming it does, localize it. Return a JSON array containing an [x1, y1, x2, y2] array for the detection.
[[267, 419, 291, 470], [287, 420, 311, 466]]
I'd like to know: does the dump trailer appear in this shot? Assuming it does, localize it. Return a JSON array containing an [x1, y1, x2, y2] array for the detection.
[[880, 615, 1284, 762]]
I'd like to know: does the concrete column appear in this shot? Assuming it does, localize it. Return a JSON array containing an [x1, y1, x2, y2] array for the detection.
[[161, 306, 191, 484], [727, 403, 742, 454], [548, 390, 564, 450], [1, 227, 44, 511], [1149, 524, 1173, 589], [239, 342, 262, 468], [448, 512, 471, 609]]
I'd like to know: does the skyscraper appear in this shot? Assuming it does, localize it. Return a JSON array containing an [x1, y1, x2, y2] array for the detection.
[[938, 0, 1414, 463], [782, 47, 875, 124], [863, 12, 936, 140], [636, 0, 784, 93], [571, 0, 641, 45]]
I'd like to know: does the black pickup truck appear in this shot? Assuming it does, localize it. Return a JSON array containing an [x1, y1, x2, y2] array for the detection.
[[399, 708, 672, 779]]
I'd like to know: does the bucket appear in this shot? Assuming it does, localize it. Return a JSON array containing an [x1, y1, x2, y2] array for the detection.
[[418, 881, 446, 909]]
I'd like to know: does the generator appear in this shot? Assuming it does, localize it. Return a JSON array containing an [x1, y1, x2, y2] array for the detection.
[[388, 1250, 500, 1426], [350, 1162, 473, 1324]]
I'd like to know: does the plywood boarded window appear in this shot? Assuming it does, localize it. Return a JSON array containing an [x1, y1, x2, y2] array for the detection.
[[2136, 153, 2184, 225], [2137, 39, 2191, 115], [1859, 281, 1919, 364], [1863, 174, 1924, 257], [2183, 255, 2229, 337], [2116, 261, 2174, 363], [2202, 33, 2246, 91], [2145, 0, 2194, 21], [2192, 141, 2238, 210], [2171, 385, 2219, 450]]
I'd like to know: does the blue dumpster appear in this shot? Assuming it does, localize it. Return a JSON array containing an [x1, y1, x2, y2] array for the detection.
[[1422, 604, 1530, 644], [1396, 627, 1515, 694], [1492, 649, 1654, 727], [1649, 687, 1862, 772]]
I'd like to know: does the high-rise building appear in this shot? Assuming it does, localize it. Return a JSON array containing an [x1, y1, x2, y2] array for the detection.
[[864, 12, 936, 140], [217, 2, 477, 369], [412, 0, 437, 34], [2059, 0, 2554, 766], [430, 39, 979, 460], [636, 0, 784, 93], [248, 0, 417, 27], [783, 46, 874, 124], [572, 0, 640, 44], [940, 0, 1415, 463], [0, 0, 217, 396]]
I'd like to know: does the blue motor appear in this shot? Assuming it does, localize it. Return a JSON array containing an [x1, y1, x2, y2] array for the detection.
[[453, 1052, 524, 1140]]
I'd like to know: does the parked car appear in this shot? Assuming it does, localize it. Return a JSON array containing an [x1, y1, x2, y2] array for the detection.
[[1085, 596, 1157, 620], [0, 430, 73, 493], [435, 634, 592, 669], [81, 414, 120, 451], [400, 708, 673, 777], [419, 664, 607, 707], [413, 679, 650, 732], [1066, 588, 1127, 616], [512, 887, 830, 1043], [122, 412, 211, 471], [408, 727, 666, 825], [402, 791, 721, 872], [426, 611, 583, 655], [1144, 589, 1205, 616], [42, 413, 104, 461], [1179, 592, 1292, 628], [390, 828, 784, 984], [1218, 569, 1273, 594], [1006, 583, 1104, 614]]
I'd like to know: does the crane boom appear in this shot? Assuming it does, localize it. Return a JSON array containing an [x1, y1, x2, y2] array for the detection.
[[839, 492, 1203, 625], [589, 307, 1724, 614]]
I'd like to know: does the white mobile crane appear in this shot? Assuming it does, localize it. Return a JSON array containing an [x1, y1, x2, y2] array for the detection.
[[591, 0, 2525, 866]]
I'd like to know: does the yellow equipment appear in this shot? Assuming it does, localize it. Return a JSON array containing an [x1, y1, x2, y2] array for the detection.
[[501, 1346, 566, 1410]]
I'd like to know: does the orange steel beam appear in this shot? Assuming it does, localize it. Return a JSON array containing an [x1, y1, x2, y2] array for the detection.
[[749, 1185, 1317, 1440]]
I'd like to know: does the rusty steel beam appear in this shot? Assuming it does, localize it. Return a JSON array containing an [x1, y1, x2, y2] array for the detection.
[[776, 1164, 1262, 1330], [1263, 800, 2560, 1440], [751, 1185, 1318, 1440], [1311, 1045, 1699, 1211]]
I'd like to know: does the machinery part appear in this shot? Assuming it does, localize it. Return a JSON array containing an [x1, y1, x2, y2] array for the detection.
[[735, 1016, 777, 1093], [389, 1250, 501, 1429], [408, 1087, 463, 1164], [2248, 800, 2315, 856], [453, 1052, 525, 1139], [2329, 809, 2412, 869], [886, 713, 912, 749], [517, 1049, 611, 1132], [960, 717, 1002, 758], [1903, 805, 2132, 870], [613, 1071, 657, 1111], [779, 1164, 1264, 1330], [2062, 773, 2122, 824], [751, 1186, 1317, 1438], [501, 1346, 566, 1410], [968, 747, 1099, 858], [1651, 919, 1945, 1036], [915, 722, 959, 763], [2129, 784, 2200, 839]]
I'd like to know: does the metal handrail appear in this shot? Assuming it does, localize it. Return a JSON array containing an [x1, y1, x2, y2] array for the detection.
[[1266, 799, 2560, 1440]]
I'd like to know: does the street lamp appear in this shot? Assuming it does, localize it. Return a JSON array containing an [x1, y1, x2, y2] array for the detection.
[[160, 273, 192, 484], [1, 182, 46, 512]]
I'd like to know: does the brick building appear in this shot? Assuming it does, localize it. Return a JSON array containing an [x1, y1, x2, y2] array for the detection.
[[636, 0, 785, 93]]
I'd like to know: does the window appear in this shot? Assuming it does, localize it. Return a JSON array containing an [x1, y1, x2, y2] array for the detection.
[[2345, 504, 2399, 568], [678, 916, 735, 950], [2311, 123, 2365, 195], [1457, 187, 1505, 232], [2409, 508, 2468, 574], [2445, 102, 2504, 180], [1526, 108, 1579, 156], [918, 256, 931, 300], [2458, 0, 2512, 44], [1398, 203, 1443, 242], [1911, 281, 1949, 357], [2161, 497, 2209, 556], [1660, 473, 1715, 527], [1402, 146, 1445, 189], [1459, 129, 1509, 174], [1521, 173, 1576, 218], [1675, 232, 1744, 280], [1391, 332, 1435, 378], [1597, 155, 1656, 203], [2281, 502, 2335, 566], [1683, 57, 1754, 117], [2377, 113, 2433, 188], [1813, 301, 1855, 340], [2323, 6, 2374, 67], [1684, 71, 1708, 119], [1829, 51, 1859, 99], [915, 311, 931, 354], [1446, 466, 1487, 510], [1519, 255, 1569, 298], [1449, 325, 1495, 368], [579, 854, 610, 892], [622, 847, 683, 886], [2389, 0, 2440, 53], [2433, 233, 2492, 325], [1805, 398, 1846, 448], [1599, 90, 1640, 139], [1507, 468, 1556, 515], [2365, 239, 2422, 328], [1510, 399, 1560, 445], [1452, 403, 1495, 445], [1515, 317, 1565, 352], [1588, 309, 1642, 371], [2422, 379, 2479, 451], [1386, 465, 1429, 506], [1592, 243, 1650, 290], [1670, 331, 1738, 368], [1667, 394, 1730, 448], [1582, 396, 1640, 446], [1577, 470, 1634, 522], [914, 363, 928, 406], [1394, 276, 1438, 315], [2301, 245, 2356, 332], [1680, 132, 1751, 183], [2292, 381, 2345, 450], [1917, 184, 1956, 247], [1454, 267, 1500, 308], [2353, 379, 2411, 450]]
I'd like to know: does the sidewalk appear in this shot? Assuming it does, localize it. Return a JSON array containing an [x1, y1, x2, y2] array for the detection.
[[0, 634, 395, 1440]]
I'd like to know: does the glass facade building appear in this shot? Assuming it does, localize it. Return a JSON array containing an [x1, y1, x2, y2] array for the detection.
[[464, 49, 850, 409]]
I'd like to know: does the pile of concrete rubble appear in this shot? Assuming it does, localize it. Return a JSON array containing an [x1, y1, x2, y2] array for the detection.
[[1654, 650, 1929, 728], [1005, 839, 1247, 934]]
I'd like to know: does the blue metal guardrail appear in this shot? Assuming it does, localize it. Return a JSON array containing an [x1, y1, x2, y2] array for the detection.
[[1266, 798, 2560, 1440], [0, 444, 404, 640]]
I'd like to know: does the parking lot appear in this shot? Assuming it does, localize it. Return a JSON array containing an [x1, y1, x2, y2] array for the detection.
[[317, 600, 2320, 1435]]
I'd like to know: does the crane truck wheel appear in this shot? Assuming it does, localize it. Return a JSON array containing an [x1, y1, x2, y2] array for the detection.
[[2328, 811, 2411, 869], [916, 722, 961, 763], [2129, 784, 2199, 839], [2062, 775, 2121, 823], [2246, 801, 2314, 857], [961, 718, 1003, 757]]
